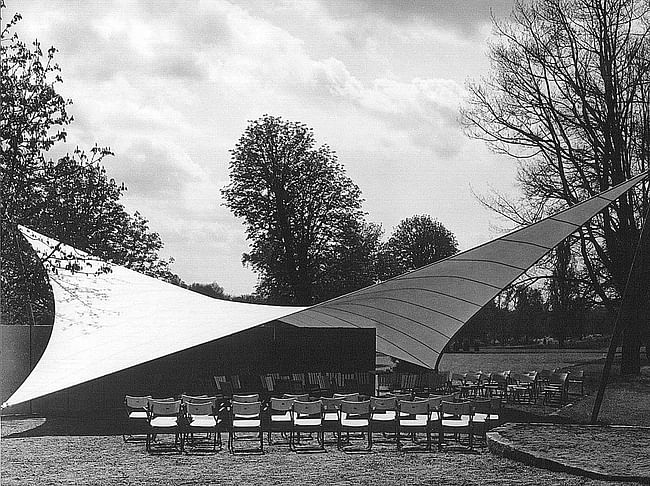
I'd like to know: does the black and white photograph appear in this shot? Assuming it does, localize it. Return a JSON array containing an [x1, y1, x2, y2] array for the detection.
[[1, 0, 649, 484]]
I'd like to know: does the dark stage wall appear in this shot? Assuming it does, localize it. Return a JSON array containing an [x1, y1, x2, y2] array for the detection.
[[8, 321, 375, 416]]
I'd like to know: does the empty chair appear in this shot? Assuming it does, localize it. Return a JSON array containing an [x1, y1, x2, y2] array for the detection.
[[568, 370, 585, 395], [229, 401, 264, 454], [438, 400, 474, 451], [370, 396, 398, 442], [483, 372, 508, 399], [338, 400, 372, 451], [232, 393, 259, 403], [321, 397, 343, 443], [123, 395, 151, 442], [543, 372, 569, 405], [396, 399, 432, 451], [471, 399, 492, 444], [146, 399, 183, 453], [290, 400, 324, 452], [267, 397, 294, 445], [184, 401, 222, 451]]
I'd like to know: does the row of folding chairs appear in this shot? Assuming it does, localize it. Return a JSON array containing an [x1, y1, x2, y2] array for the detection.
[[124, 392, 502, 454]]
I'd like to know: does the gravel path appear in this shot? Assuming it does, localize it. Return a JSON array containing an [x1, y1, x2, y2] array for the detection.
[[0, 418, 637, 486]]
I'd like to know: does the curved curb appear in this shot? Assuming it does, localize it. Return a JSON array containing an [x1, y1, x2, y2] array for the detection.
[[487, 423, 650, 484]]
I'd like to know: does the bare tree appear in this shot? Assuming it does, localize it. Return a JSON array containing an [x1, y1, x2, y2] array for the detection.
[[462, 0, 650, 373]]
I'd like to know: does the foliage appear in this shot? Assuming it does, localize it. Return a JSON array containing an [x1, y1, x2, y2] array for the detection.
[[222, 115, 373, 305], [462, 0, 650, 373], [379, 215, 458, 280], [1, 8, 177, 324]]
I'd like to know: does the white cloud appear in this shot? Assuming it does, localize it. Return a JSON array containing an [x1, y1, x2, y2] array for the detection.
[[10, 0, 518, 295]]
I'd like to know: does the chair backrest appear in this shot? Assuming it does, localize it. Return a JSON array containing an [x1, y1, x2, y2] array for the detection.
[[370, 396, 397, 411], [341, 400, 370, 416], [427, 396, 443, 411], [270, 397, 295, 412], [283, 393, 309, 401], [231, 401, 261, 417], [292, 400, 322, 417], [440, 400, 472, 417], [182, 394, 215, 404], [451, 372, 466, 384], [387, 392, 411, 401], [538, 369, 552, 380], [549, 372, 568, 385], [333, 392, 359, 401], [490, 372, 507, 386], [465, 373, 481, 385], [321, 397, 343, 412], [232, 394, 259, 403], [570, 370, 585, 380], [472, 399, 491, 414], [149, 399, 181, 416], [125, 395, 151, 409], [398, 399, 429, 416], [186, 401, 214, 416]]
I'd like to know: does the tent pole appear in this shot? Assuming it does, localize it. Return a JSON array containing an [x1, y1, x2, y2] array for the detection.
[[591, 197, 650, 424]]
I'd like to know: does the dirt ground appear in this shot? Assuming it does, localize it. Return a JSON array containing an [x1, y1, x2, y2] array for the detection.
[[2, 358, 649, 485]]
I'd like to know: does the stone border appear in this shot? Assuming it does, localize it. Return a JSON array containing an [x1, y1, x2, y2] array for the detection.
[[487, 423, 650, 484]]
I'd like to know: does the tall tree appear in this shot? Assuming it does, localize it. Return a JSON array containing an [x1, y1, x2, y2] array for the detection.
[[462, 0, 650, 373], [222, 115, 371, 305], [379, 215, 458, 280]]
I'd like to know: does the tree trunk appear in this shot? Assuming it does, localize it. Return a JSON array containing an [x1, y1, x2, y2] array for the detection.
[[620, 324, 641, 375]]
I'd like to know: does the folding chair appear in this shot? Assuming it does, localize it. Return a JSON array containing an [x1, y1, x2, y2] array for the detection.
[[123, 395, 151, 442], [396, 399, 431, 451], [370, 396, 397, 444], [290, 400, 324, 452], [337, 400, 372, 451], [568, 370, 585, 395], [322, 397, 343, 443], [543, 372, 569, 405], [229, 401, 264, 454], [267, 397, 294, 445], [184, 401, 222, 452], [438, 400, 474, 452], [146, 399, 183, 453]]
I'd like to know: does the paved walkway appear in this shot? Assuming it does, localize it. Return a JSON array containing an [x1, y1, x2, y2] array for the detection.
[[488, 423, 650, 483]]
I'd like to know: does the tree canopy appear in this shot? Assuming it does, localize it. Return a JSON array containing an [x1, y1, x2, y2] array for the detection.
[[222, 115, 374, 305], [379, 215, 458, 280], [462, 0, 650, 373]]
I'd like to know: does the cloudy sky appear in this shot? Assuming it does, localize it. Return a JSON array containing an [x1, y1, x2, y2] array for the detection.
[[11, 0, 520, 295]]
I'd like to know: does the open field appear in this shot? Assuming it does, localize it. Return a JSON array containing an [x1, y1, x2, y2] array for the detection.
[[2, 350, 649, 485], [438, 349, 607, 374]]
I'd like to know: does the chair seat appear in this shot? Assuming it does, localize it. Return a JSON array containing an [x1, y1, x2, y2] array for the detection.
[[150, 416, 178, 428], [129, 410, 148, 420], [371, 411, 397, 421], [341, 418, 369, 427], [233, 419, 260, 428], [399, 416, 428, 427], [236, 413, 259, 419], [271, 412, 291, 422], [323, 412, 338, 421], [189, 415, 217, 428], [441, 417, 471, 427], [474, 413, 489, 423], [294, 418, 322, 427]]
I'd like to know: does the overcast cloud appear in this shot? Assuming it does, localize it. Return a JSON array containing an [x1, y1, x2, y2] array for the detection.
[[10, 0, 518, 295]]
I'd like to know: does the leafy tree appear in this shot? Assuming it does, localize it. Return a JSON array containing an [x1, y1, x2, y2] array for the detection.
[[188, 282, 229, 300], [222, 115, 371, 305], [1, 8, 177, 324], [462, 0, 650, 373], [379, 215, 458, 279]]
